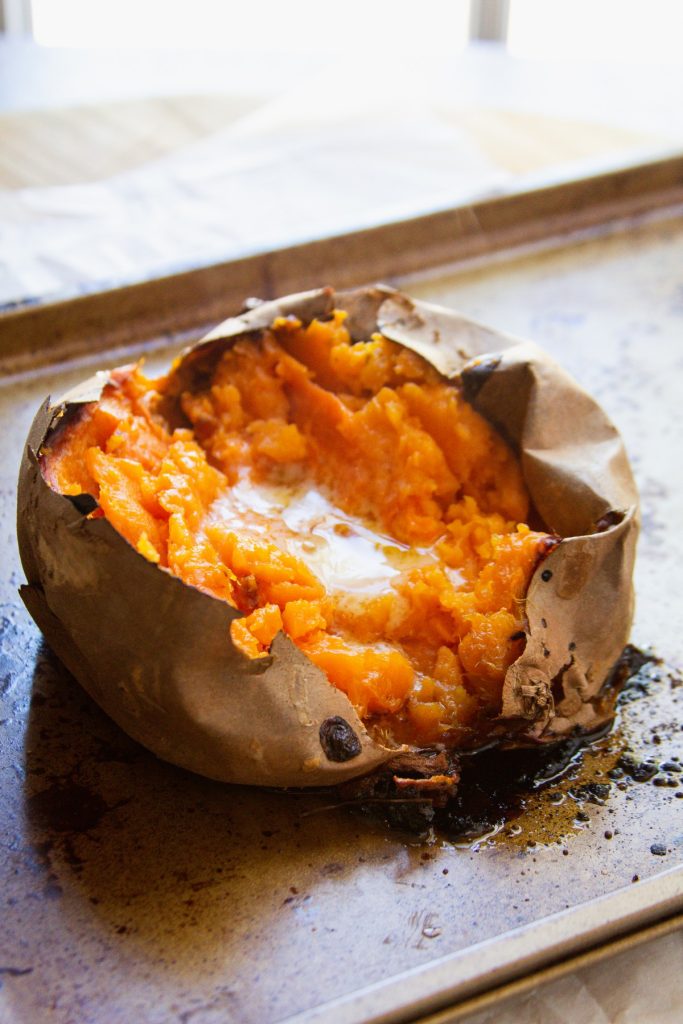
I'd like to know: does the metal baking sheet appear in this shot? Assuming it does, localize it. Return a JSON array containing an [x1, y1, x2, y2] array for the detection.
[[2, 162, 683, 1024], [418, 911, 683, 1024]]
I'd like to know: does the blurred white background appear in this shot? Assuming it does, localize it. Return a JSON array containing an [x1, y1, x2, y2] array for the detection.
[[19, 0, 683, 63]]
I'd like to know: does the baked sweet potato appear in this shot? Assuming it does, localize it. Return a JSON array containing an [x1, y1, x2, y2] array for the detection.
[[17, 286, 638, 792]]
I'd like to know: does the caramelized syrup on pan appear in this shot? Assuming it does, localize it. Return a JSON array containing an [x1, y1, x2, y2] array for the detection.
[[354, 647, 682, 847]]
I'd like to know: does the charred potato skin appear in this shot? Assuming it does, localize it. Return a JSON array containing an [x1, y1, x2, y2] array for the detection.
[[17, 286, 639, 787]]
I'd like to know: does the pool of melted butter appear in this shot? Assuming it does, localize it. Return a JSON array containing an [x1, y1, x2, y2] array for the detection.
[[208, 474, 461, 599]]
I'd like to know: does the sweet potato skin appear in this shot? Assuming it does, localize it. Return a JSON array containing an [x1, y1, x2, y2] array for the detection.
[[17, 287, 639, 787]]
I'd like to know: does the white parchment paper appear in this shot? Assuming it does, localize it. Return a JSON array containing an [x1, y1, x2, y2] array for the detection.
[[0, 99, 507, 306]]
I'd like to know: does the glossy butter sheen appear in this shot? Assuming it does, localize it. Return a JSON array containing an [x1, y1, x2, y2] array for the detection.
[[207, 475, 451, 598]]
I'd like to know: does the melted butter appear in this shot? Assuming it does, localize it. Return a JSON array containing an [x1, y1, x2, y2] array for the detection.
[[208, 476, 443, 597]]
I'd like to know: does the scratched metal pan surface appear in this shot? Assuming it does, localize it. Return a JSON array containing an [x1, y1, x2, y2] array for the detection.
[[2, 170, 683, 1024]]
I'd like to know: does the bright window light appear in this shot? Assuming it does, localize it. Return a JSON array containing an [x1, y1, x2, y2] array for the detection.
[[31, 0, 470, 54], [508, 0, 683, 63]]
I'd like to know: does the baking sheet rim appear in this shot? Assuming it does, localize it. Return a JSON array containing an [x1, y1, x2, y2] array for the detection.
[[419, 910, 683, 1024], [3, 147, 683, 379], [282, 864, 683, 1023]]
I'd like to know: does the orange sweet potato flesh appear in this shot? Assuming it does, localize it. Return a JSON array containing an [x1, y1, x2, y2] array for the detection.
[[43, 312, 555, 750]]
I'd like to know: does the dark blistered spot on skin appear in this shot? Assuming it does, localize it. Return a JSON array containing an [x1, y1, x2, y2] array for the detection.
[[319, 717, 362, 762], [461, 355, 502, 403], [596, 510, 624, 533], [538, 536, 561, 558], [532, 536, 561, 581], [66, 493, 99, 516]]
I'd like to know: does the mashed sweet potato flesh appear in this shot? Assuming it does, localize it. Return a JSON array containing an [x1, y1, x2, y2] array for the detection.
[[43, 312, 554, 749]]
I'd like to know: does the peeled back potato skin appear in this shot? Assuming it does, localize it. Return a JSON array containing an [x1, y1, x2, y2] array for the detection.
[[17, 286, 639, 789]]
